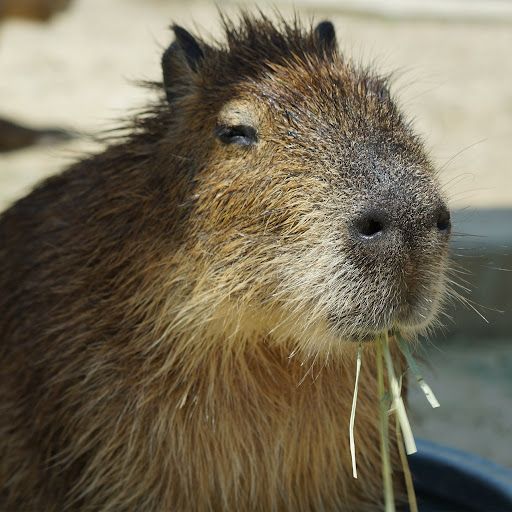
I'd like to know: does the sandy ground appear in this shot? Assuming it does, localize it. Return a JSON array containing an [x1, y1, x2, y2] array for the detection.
[[0, 0, 511, 467]]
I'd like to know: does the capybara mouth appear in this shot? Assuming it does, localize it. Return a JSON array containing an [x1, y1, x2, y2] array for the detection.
[[346, 330, 382, 343], [328, 288, 441, 342], [326, 313, 389, 343]]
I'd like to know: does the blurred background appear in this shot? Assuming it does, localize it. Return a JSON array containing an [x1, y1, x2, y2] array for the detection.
[[1, 0, 510, 467]]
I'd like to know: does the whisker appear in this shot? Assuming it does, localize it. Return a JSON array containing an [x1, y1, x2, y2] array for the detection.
[[450, 232, 485, 238], [445, 277, 471, 294], [436, 139, 487, 175], [445, 288, 490, 324]]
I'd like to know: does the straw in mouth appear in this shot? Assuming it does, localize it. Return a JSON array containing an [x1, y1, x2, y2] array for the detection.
[[349, 345, 362, 479], [348, 331, 440, 511]]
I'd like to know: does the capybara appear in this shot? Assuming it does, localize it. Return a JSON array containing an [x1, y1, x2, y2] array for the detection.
[[0, 14, 451, 511]]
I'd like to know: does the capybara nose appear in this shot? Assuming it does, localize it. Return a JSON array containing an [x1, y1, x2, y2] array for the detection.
[[435, 204, 451, 233], [352, 211, 386, 240], [350, 198, 451, 247]]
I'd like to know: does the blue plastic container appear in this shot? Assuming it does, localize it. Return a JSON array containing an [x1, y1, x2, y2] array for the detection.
[[409, 439, 512, 511]]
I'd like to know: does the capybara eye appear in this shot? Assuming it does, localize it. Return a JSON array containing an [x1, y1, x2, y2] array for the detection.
[[216, 125, 258, 146]]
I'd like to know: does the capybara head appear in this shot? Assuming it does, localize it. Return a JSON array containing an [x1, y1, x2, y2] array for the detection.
[[158, 15, 451, 358]]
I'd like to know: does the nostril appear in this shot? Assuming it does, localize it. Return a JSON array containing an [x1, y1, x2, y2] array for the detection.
[[355, 215, 384, 238], [436, 207, 451, 232]]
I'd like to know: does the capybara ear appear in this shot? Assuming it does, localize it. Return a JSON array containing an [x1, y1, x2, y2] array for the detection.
[[162, 25, 204, 102], [314, 21, 336, 52]]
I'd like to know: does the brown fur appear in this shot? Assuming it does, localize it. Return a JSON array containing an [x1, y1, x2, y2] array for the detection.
[[0, 14, 450, 511]]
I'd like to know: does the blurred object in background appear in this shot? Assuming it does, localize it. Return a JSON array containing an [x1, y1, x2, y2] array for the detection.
[[0, 117, 73, 152], [0, 0, 73, 152], [0, 0, 71, 22]]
